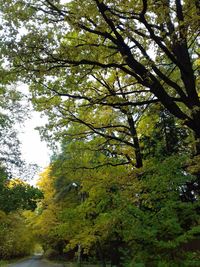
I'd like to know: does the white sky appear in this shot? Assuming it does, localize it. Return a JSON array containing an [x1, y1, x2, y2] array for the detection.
[[19, 112, 50, 168], [18, 111, 51, 185], [17, 84, 51, 184]]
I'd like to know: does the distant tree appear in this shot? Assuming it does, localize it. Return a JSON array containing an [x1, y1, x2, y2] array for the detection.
[[0, 210, 36, 259], [0, 170, 43, 213]]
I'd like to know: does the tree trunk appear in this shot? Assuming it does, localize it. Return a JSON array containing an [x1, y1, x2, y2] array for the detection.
[[194, 133, 200, 156], [119, 87, 143, 168], [96, 241, 106, 267], [127, 115, 143, 168], [110, 239, 123, 267], [189, 109, 200, 155], [77, 244, 82, 267]]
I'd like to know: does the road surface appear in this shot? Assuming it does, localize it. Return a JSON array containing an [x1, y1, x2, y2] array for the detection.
[[8, 256, 64, 267]]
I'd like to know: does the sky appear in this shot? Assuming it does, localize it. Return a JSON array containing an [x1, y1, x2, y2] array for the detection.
[[17, 84, 51, 184], [18, 111, 51, 185], [19, 112, 50, 168]]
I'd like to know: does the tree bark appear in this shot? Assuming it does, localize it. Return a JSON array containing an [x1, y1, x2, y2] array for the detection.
[[96, 241, 106, 267], [192, 111, 200, 156], [77, 244, 82, 267], [127, 115, 143, 168]]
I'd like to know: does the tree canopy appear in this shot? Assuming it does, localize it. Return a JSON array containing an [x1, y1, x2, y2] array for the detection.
[[0, 0, 199, 266], [1, 0, 199, 145]]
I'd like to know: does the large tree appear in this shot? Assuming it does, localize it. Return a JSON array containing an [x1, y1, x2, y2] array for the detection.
[[1, 0, 199, 153]]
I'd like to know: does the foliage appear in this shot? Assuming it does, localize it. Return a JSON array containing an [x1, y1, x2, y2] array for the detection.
[[0, 210, 35, 259], [0, 174, 43, 213], [0, 86, 24, 173], [123, 156, 200, 266], [0, 260, 8, 267], [32, 167, 64, 255], [0, 0, 200, 265], [35, 134, 200, 266], [0, 168, 43, 259], [0, 0, 199, 148]]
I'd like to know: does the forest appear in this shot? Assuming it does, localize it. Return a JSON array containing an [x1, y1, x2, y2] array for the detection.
[[0, 0, 199, 266]]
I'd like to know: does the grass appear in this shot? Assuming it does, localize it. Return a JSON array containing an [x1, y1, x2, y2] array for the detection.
[[61, 262, 106, 267], [62, 264, 101, 267], [48, 260, 102, 267], [0, 256, 31, 267], [0, 260, 8, 267]]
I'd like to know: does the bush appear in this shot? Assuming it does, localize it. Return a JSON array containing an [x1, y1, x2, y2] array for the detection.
[[44, 248, 60, 259]]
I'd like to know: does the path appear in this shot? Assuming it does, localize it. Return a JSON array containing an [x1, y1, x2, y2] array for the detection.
[[8, 256, 63, 267]]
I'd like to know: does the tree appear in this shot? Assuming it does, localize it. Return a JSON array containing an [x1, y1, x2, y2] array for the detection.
[[0, 84, 24, 173], [0, 66, 41, 180], [33, 167, 66, 257], [0, 210, 36, 259], [34, 138, 200, 266], [36, 138, 132, 265], [0, 179, 43, 213], [1, 0, 199, 153], [139, 103, 189, 158], [0, 170, 43, 260]]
